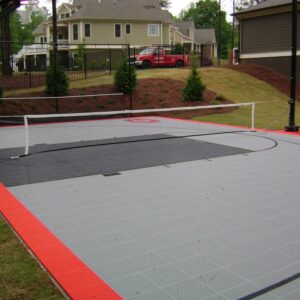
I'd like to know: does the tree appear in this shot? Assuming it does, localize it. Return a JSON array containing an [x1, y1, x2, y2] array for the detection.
[[179, 0, 232, 58], [114, 59, 137, 95], [183, 64, 205, 101]]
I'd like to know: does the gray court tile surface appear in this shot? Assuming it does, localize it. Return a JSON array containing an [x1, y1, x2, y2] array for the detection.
[[2, 118, 300, 299]]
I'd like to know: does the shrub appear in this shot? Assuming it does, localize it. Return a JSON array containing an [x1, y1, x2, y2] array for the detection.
[[46, 64, 69, 96], [183, 65, 205, 101], [114, 59, 137, 95]]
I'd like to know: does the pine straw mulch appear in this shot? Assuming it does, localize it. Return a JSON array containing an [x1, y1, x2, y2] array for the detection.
[[1, 78, 235, 119]]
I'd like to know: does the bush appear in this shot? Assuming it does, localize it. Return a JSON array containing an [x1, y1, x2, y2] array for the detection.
[[46, 64, 69, 96], [114, 59, 137, 95], [183, 65, 205, 101]]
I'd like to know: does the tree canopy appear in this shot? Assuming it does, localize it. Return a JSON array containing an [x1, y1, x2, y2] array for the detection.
[[9, 3, 48, 53], [179, 0, 234, 58]]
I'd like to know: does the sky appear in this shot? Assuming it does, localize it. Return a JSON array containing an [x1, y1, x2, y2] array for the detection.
[[37, 0, 234, 21]]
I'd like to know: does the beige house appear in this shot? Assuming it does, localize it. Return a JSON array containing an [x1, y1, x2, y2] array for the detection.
[[17, 0, 217, 68]]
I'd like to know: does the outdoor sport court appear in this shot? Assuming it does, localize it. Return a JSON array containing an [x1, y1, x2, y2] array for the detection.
[[1, 112, 300, 299]]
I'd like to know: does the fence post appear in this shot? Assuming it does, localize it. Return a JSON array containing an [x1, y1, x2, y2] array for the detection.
[[127, 44, 133, 110], [28, 58, 32, 88], [55, 97, 59, 113], [84, 53, 87, 79], [109, 47, 112, 75]]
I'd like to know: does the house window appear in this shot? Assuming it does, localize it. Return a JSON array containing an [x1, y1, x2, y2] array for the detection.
[[44, 37, 47, 43], [85, 24, 91, 37], [125, 24, 131, 35], [60, 14, 65, 19], [148, 24, 159, 36], [73, 24, 78, 40], [40, 37, 43, 44], [66, 13, 70, 18], [115, 24, 121, 38]]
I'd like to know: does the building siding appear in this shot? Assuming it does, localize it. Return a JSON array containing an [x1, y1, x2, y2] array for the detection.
[[69, 21, 170, 46], [240, 11, 300, 54]]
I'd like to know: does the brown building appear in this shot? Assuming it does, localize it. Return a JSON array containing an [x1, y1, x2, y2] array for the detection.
[[234, 0, 300, 83]]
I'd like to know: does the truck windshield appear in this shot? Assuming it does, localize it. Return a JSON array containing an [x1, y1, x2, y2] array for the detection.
[[139, 48, 155, 55]]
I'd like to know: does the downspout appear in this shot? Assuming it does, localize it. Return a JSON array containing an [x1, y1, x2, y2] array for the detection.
[[161, 22, 163, 45]]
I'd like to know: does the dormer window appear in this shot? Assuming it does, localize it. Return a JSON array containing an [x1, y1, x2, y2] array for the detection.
[[66, 13, 70, 18]]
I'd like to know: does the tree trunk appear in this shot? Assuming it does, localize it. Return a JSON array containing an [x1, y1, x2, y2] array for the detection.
[[1, 12, 13, 75]]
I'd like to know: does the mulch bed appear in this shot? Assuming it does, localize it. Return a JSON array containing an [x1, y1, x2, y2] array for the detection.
[[226, 64, 300, 101], [0, 78, 234, 118]]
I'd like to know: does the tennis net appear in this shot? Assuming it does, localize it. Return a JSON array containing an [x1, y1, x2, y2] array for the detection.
[[23, 102, 256, 156]]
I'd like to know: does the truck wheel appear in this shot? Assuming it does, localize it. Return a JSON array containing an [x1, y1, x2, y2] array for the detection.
[[142, 60, 151, 69], [175, 60, 184, 68]]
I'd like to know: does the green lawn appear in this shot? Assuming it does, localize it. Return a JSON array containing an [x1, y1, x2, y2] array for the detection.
[[0, 216, 64, 300]]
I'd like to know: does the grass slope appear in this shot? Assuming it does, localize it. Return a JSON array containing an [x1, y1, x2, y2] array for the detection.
[[5, 67, 297, 129], [0, 216, 64, 300]]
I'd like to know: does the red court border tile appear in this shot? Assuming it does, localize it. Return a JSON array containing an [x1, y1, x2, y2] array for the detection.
[[0, 183, 123, 300]]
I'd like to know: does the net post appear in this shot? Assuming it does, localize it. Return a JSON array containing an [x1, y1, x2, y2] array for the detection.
[[24, 115, 29, 156], [251, 102, 255, 131]]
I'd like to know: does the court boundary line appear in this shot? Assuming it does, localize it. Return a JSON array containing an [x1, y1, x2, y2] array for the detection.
[[238, 272, 300, 300], [0, 183, 123, 300]]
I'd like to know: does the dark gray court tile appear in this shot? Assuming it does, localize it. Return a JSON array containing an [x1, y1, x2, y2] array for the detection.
[[225, 258, 273, 280], [128, 288, 174, 300], [125, 252, 166, 272], [164, 279, 216, 300], [174, 256, 219, 278], [108, 273, 158, 299], [143, 265, 189, 287], [0, 136, 251, 186], [199, 269, 246, 292], [93, 259, 136, 281]]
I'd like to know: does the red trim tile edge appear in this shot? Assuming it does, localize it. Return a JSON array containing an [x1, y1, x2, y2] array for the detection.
[[0, 183, 123, 300]]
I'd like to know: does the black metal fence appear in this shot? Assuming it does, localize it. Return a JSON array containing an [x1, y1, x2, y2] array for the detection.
[[0, 41, 215, 91]]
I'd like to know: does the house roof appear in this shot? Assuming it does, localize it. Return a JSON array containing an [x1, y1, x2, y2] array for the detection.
[[68, 0, 172, 22], [174, 21, 195, 36], [234, 0, 300, 15], [194, 28, 216, 44], [32, 22, 46, 35]]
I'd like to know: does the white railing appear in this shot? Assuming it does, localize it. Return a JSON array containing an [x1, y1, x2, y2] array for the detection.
[[16, 44, 48, 59], [16, 40, 70, 59]]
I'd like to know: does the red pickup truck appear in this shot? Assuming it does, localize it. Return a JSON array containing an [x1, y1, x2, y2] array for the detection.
[[131, 47, 189, 69]]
